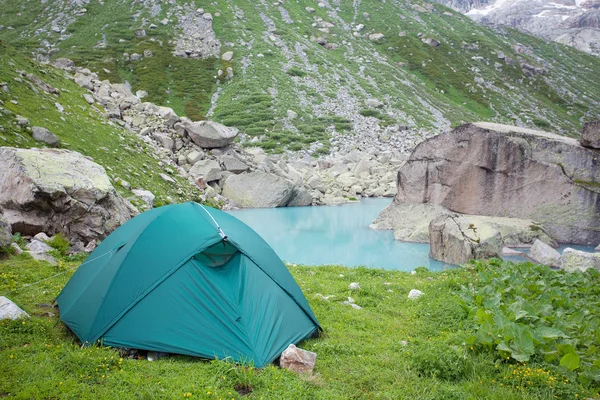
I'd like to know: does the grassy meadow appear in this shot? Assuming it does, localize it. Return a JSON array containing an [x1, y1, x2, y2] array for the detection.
[[1, 250, 599, 400]]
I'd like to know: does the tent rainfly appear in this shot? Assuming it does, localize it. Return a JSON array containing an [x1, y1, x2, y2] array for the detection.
[[57, 202, 321, 367]]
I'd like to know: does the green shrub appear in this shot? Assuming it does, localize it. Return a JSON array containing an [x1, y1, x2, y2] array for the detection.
[[45, 233, 71, 257], [408, 340, 468, 381], [532, 118, 551, 129], [286, 67, 306, 77]]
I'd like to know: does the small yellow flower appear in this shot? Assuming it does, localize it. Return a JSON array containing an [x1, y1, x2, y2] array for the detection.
[[9, 354, 14, 359], [59, 382, 62, 385]]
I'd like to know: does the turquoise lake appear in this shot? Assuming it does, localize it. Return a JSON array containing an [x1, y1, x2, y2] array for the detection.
[[227, 198, 449, 271]]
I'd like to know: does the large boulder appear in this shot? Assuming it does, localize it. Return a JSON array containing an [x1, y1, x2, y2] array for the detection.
[[0, 147, 135, 244], [559, 248, 600, 272], [221, 171, 294, 208], [429, 213, 503, 265], [392, 122, 600, 244], [581, 120, 600, 149], [183, 120, 238, 149], [527, 239, 560, 267], [31, 126, 60, 147]]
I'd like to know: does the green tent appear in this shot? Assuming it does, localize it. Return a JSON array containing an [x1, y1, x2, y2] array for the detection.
[[57, 202, 321, 367]]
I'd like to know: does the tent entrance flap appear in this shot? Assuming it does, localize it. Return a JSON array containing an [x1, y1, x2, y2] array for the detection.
[[194, 241, 238, 267]]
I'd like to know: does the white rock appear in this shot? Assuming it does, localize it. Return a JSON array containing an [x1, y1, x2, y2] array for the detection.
[[348, 282, 360, 290], [0, 297, 29, 320], [132, 189, 155, 208], [527, 239, 560, 267], [27, 239, 52, 253], [33, 232, 50, 242], [221, 51, 234, 61], [408, 289, 424, 299]]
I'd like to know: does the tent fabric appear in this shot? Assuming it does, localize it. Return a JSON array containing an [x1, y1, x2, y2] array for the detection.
[[57, 202, 321, 367]]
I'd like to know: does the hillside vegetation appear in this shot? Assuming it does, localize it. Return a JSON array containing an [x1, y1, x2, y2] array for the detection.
[[1, 0, 599, 154], [1, 254, 599, 399], [0, 41, 199, 206]]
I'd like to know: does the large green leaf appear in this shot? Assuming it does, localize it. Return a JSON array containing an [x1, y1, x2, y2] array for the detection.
[[560, 353, 580, 371], [511, 325, 535, 362], [535, 327, 568, 340]]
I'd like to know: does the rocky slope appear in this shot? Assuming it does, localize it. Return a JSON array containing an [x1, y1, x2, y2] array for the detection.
[[0, 0, 599, 157], [431, 0, 600, 56]]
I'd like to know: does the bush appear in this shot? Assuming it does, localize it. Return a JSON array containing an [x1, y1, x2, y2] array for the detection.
[[45, 233, 71, 257], [408, 340, 468, 381]]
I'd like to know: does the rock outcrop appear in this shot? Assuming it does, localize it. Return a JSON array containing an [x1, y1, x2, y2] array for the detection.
[[392, 123, 600, 245], [581, 120, 600, 149], [0, 147, 135, 244]]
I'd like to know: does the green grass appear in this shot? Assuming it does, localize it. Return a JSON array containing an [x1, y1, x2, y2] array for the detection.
[[1, 252, 599, 399]]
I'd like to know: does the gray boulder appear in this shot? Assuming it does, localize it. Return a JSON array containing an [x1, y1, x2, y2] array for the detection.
[[74, 72, 93, 90], [132, 189, 155, 208], [189, 159, 222, 182], [390, 122, 600, 244], [581, 121, 600, 149], [31, 126, 60, 147], [280, 344, 316, 374], [184, 120, 238, 149], [559, 248, 600, 272], [429, 213, 502, 265], [222, 171, 294, 208], [220, 155, 249, 173], [288, 186, 313, 207], [0, 297, 29, 320], [0, 147, 135, 244], [0, 214, 11, 248], [26, 239, 53, 253], [527, 239, 560, 267]]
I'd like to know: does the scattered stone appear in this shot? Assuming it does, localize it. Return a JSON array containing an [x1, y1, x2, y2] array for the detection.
[[287, 110, 298, 119], [559, 248, 600, 272], [159, 173, 176, 183], [26, 239, 53, 253], [220, 155, 248, 174], [0, 297, 29, 320], [222, 51, 234, 61], [502, 247, 523, 256], [368, 33, 385, 42], [83, 94, 95, 104], [189, 159, 222, 182], [28, 251, 58, 265], [422, 38, 441, 47], [527, 239, 561, 267], [135, 29, 146, 37], [10, 242, 23, 255], [408, 289, 424, 299], [132, 189, 155, 208], [280, 344, 317, 374], [31, 126, 60, 147], [365, 99, 384, 108], [348, 282, 360, 290]]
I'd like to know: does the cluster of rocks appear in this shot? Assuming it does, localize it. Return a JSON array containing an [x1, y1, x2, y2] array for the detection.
[[57, 60, 404, 209], [172, 5, 220, 59], [372, 122, 600, 265]]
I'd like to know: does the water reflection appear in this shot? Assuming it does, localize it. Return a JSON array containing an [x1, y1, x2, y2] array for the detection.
[[227, 199, 448, 271]]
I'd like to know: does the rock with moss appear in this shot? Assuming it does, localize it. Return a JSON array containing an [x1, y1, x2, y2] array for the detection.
[[559, 248, 600, 272], [388, 122, 600, 245], [0, 147, 136, 244]]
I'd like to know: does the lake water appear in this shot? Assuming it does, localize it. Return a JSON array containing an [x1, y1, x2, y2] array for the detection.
[[227, 198, 449, 271], [228, 199, 598, 271]]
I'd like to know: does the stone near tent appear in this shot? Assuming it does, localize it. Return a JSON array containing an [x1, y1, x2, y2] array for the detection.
[[0, 147, 134, 244], [222, 171, 295, 208], [132, 189, 155, 208], [280, 344, 317, 374], [184, 120, 238, 149], [0, 296, 29, 320], [527, 239, 560, 267], [559, 248, 600, 272], [29, 251, 58, 265]]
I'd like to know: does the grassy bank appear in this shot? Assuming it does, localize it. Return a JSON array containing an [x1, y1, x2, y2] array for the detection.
[[1, 253, 599, 399]]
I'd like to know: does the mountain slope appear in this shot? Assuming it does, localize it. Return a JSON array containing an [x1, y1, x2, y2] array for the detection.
[[0, 0, 599, 155]]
